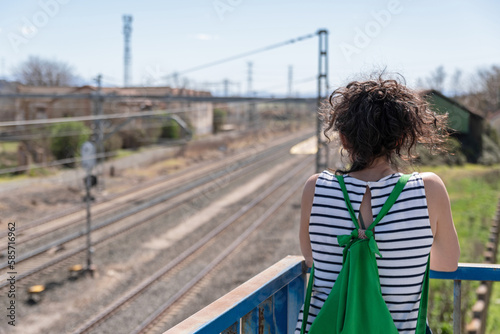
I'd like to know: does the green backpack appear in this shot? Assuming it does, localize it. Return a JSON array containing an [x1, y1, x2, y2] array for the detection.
[[301, 174, 430, 334]]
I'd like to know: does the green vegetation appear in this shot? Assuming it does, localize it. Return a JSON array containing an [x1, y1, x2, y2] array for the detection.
[[120, 119, 162, 149], [479, 134, 500, 165], [419, 164, 500, 333], [489, 278, 500, 333], [112, 149, 134, 159], [49, 121, 90, 167], [213, 108, 227, 133], [104, 134, 123, 155], [0, 142, 20, 153], [161, 118, 182, 139], [0, 142, 20, 171], [416, 137, 467, 166]]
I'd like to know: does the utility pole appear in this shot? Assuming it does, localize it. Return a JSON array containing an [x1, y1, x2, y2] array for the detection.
[[247, 62, 253, 96], [286, 65, 293, 123], [223, 79, 229, 97], [123, 15, 133, 87], [0, 58, 5, 80], [172, 72, 179, 88], [247, 62, 256, 128], [93, 74, 104, 191], [316, 29, 329, 173]]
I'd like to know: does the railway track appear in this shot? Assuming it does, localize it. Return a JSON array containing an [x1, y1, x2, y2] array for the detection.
[[0, 131, 310, 248], [0, 132, 312, 291], [70, 154, 314, 334]]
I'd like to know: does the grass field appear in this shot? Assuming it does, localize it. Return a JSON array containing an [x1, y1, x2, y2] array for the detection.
[[417, 164, 500, 333], [0, 141, 19, 170]]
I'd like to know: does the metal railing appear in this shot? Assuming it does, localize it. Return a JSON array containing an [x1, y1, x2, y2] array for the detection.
[[166, 256, 500, 334]]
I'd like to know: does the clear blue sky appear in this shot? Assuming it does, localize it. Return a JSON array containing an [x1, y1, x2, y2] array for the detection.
[[0, 0, 499, 96]]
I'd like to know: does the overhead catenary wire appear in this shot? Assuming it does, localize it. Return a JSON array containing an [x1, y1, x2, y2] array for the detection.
[[257, 76, 317, 94], [164, 32, 316, 79]]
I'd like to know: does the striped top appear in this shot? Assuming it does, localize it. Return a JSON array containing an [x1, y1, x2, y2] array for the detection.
[[295, 170, 433, 334]]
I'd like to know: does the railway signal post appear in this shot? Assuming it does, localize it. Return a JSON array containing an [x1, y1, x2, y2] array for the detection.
[[81, 141, 97, 276]]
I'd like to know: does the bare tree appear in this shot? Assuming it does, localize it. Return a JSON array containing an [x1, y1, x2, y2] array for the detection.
[[426, 66, 447, 92], [450, 69, 463, 97], [457, 66, 500, 117], [12, 56, 78, 86]]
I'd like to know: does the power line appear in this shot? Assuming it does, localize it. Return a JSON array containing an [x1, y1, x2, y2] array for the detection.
[[0, 108, 185, 127], [164, 32, 316, 78], [254, 76, 316, 93]]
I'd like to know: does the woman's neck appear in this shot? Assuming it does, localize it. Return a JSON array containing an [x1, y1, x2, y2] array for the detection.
[[347, 157, 397, 182]]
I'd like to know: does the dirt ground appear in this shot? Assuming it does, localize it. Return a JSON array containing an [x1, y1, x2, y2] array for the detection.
[[0, 128, 301, 232], [0, 128, 312, 333]]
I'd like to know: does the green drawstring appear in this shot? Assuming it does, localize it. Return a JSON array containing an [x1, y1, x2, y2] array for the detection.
[[337, 229, 382, 262]]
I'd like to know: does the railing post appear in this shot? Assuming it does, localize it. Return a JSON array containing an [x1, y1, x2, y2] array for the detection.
[[274, 286, 288, 334], [242, 308, 259, 333], [287, 274, 306, 333], [454, 280, 462, 334], [222, 321, 240, 334]]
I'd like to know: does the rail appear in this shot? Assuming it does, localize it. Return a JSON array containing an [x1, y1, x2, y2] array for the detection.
[[167, 256, 500, 334]]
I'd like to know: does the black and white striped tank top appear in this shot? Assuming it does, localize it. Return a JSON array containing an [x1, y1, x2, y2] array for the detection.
[[295, 170, 433, 334]]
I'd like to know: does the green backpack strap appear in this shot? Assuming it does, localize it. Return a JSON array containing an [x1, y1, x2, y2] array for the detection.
[[336, 173, 411, 231], [415, 256, 431, 334], [300, 264, 314, 334], [336, 173, 412, 259]]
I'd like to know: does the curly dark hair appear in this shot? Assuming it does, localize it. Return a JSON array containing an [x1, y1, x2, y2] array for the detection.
[[322, 77, 448, 174]]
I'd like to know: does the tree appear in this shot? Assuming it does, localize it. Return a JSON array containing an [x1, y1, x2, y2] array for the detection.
[[13, 56, 78, 86], [457, 65, 500, 118], [426, 66, 447, 92], [50, 121, 90, 167], [450, 69, 463, 97]]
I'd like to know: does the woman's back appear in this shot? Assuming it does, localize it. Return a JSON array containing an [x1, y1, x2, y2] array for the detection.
[[296, 171, 433, 334]]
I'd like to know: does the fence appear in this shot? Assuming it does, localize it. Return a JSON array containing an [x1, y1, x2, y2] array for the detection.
[[167, 256, 500, 334]]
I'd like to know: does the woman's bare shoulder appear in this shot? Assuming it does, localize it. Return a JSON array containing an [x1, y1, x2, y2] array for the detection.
[[420, 172, 448, 196], [419, 172, 450, 225], [303, 174, 320, 196]]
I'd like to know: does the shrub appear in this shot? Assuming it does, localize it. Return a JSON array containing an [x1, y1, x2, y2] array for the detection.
[[104, 134, 123, 155], [119, 119, 162, 149], [161, 118, 182, 139], [415, 137, 466, 166], [478, 134, 500, 165], [49, 121, 90, 167], [119, 129, 142, 149], [213, 108, 227, 133]]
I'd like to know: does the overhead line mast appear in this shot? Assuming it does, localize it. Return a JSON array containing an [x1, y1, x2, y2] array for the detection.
[[316, 29, 329, 173]]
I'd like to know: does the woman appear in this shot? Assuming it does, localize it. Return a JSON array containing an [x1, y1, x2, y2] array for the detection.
[[296, 78, 460, 334]]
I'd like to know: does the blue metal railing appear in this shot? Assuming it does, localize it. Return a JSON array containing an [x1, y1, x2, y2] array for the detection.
[[167, 256, 500, 334]]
